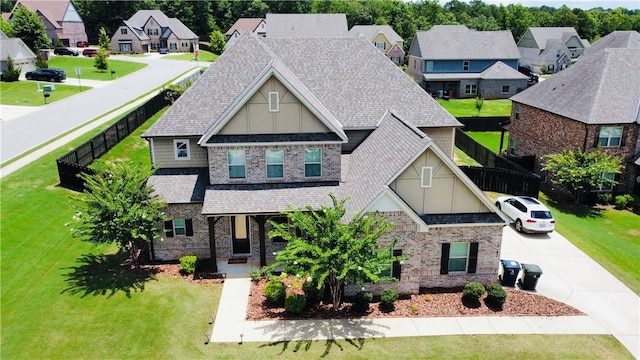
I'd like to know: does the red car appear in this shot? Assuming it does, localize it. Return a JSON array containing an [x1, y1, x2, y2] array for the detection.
[[82, 48, 98, 57], [77, 40, 89, 47]]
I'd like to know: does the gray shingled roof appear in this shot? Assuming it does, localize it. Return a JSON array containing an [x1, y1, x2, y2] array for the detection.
[[525, 27, 580, 49], [583, 31, 640, 57], [121, 20, 149, 40], [165, 18, 198, 39], [128, 10, 171, 27], [510, 48, 640, 125], [266, 13, 348, 38], [144, 33, 459, 138], [480, 61, 529, 80], [412, 26, 520, 60], [349, 25, 403, 44], [148, 168, 208, 203]]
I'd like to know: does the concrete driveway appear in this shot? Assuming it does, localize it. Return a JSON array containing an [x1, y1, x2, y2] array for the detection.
[[500, 225, 639, 358]]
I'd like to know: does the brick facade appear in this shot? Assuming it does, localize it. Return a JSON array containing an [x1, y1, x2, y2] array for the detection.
[[152, 203, 210, 260]]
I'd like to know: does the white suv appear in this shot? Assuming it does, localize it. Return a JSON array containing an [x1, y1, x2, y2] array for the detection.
[[495, 196, 555, 233]]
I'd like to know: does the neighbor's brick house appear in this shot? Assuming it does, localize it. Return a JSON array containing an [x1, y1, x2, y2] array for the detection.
[[143, 33, 508, 294], [9, 0, 88, 47]]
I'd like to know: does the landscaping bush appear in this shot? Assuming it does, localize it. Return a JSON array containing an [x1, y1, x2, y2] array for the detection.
[[1, 56, 21, 82], [179, 255, 197, 274], [615, 194, 634, 209], [597, 192, 613, 205], [351, 290, 373, 313], [380, 288, 399, 311], [302, 277, 323, 304], [284, 293, 306, 314], [486, 284, 508, 306], [462, 282, 486, 300], [264, 279, 286, 306]]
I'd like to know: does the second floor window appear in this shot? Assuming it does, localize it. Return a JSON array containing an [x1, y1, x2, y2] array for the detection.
[[266, 149, 284, 179], [375, 42, 385, 50], [147, 28, 159, 36], [598, 127, 623, 147], [304, 148, 321, 177], [463, 60, 470, 71], [174, 139, 190, 160], [228, 150, 246, 179], [426, 61, 433, 72]]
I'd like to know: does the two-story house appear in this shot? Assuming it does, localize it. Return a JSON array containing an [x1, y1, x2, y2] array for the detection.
[[407, 25, 527, 99], [225, 18, 266, 48], [509, 44, 640, 196], [9, 0, 88, 47], [142, 33, 508, 295], [349, 25, 405, 65], [517, 27, 591, 74], [110, 10, 198, 54]]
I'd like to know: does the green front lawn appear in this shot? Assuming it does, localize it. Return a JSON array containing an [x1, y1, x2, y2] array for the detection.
[[48, 56, 147, 81], [437, 98, 512, 117], [162, 49, 219, 62], [467, 131, 508, 154], [0, 81, 91, 106]]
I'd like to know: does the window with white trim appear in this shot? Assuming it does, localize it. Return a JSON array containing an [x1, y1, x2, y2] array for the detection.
[[464, 84, 477, 94], [448, 243, 469, 272], [598, 127, 623, 147], [268, 92, 279, 112], [596, 172, 615, 192], [228, 149, 246, 179], [266, 149, 284, 179], [420, 166, 432, 188], [463, 60, 470, 71], [440, 242, 478, 274], [174, 139, 190, 160], [375, 42, 385, 50], [426, 61, 433, 72], [147, 28, 159, 36], [304, 148, 321, 177], [164, 219, 193, 237]]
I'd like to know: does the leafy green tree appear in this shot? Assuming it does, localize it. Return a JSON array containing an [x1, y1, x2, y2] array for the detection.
[[1, 17, 13, 37], [265, 194, 406, 311], [542, 148, 624, 204], [209, 29, 226, 55], [10, 4, 49, 52], [94, 49, 108, 72], [1, 55, 21, 82], [69, 161, 168, 268], [98, 27, 110, 51]]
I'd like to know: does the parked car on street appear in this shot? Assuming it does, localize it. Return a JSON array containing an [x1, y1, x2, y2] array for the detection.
[[76, 40, 89, 47], [158, 47, 169, 54], [54, 47, 78, 56], [82, 48, 98, 57], [25, 68, 67, 82], [495, 196, 555, 233]]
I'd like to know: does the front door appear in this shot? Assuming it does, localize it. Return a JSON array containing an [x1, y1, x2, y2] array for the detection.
[[231, 215, 250, 255]]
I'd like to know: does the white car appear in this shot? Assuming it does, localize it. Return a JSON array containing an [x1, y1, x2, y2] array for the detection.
[[495, 196, 555, 233]]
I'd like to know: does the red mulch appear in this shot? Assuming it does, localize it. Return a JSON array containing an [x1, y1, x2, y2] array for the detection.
[[141, 263, 225, 285], [246, 278, 583, 320]]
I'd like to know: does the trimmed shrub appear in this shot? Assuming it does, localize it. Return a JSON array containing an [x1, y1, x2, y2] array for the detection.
[[486, 284, 508, 306], [615, 194, 634, 209], [380, 288, 399, 311], [462, 282, 486, 300], [1, 56, 21, 82], [302, 277, 323, 304], [284, 293, 306, 314], [179, 255, 197, 274], [351, 290, 373, 313], [264, 279, 286, 306], [597, 192, 613, 204]]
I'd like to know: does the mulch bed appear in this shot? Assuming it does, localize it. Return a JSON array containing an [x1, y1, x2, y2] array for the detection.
[[140, 261, 226, 285], [246, 278, 583, 320]]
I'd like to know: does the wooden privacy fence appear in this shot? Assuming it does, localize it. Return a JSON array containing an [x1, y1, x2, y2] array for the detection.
[[56, 90, 169, 191], [455, 128, 541, 197]]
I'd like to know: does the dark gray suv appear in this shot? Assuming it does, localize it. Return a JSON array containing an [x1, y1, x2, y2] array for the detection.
[[54, 47, 78, 56]]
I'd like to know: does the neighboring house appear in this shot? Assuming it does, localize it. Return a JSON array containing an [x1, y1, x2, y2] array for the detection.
[[9, 0, 88, 47], [517, 27, 590, 74], [582, 30, 640, 57], [226, 18, 266, 48], [266, 13, 348, 38], [110, 10, 198, 54], [0, 30, 36, 75], [407, 25, 526, 99], [349, 25, 405, 65], [509, 47, 640, 196], [142, 33, 508, 295]]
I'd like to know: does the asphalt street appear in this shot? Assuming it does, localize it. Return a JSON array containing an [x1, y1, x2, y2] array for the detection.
[[0, 54, 198, 163]]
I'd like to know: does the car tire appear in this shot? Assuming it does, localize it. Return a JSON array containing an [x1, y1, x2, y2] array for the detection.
[[515, 219, 523, 233], [50, 77, 56, 82]]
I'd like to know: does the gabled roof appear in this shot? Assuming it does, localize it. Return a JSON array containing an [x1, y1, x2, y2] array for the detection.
[[510, 48, 640, 125], [522, 27, 582, 50], [411, 26, 520, 60], [349, 25, 403, 44], [144, 33, 459, 138], [583, 30, 640, 57], [127, 10, 197, 39], [128, 10, 171, 27], [266, 13, 348, 38], [163, 18, 198, 39], [119, 20, 150, 40], [226, 18, 265, 36], [13, 0, 79, 29], [0, 36, 37, 59], [480, 61, 529, 80]]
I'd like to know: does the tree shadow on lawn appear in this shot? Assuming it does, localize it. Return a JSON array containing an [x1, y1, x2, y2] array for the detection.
[[61, 252, 158, 298]]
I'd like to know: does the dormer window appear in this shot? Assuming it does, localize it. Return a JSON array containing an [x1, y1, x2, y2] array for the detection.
[[269, 92, 279, 112], [375, 42, 385, 50]]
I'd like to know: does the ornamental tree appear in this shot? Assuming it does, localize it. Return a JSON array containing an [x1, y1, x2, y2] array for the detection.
[[10, 4, 49, 53], [265, 194, 406, 311], [69, 161, 168, 267], [98, 27, 110, 51], [542, 148, 623, 204], [94, 49, 108, 72], [209, 29, 226, 55]]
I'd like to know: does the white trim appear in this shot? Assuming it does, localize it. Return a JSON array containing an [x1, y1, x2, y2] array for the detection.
[[202, 140, 343, 147], [268, 91, 279, 112], [149, 138, 156, 164], [265, 148, 284, 179], [227, 149, 246, 179], [420, 166, 433, 188], [173, 139, 191, 160], [304, 147, 322, 178]]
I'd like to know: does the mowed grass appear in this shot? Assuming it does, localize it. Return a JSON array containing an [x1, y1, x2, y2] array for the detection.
[[437, 98, 512, 117], [48, 55, 147, 81], [162, 49, 219, 62], [0, 107, 633, 358], [467, 131, 509, 154], [0, 81, 91, 106]]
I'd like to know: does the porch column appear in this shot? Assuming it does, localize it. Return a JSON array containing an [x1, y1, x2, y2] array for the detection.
[[208, 216, 220, 273], [255, 215, 267, 267]]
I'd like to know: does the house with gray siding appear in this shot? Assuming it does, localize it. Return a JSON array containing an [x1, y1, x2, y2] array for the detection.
[[407, 25, 526, 99], [142, 33, 508, 294], [517, 27, 590, 74], [0, 30, 36, 75]]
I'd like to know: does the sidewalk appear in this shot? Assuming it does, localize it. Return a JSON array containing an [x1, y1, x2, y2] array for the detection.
[[209, 227, 639, 359]]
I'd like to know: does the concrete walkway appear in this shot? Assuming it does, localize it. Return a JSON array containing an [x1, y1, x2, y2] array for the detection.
[[210, 226, 639, 359]]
